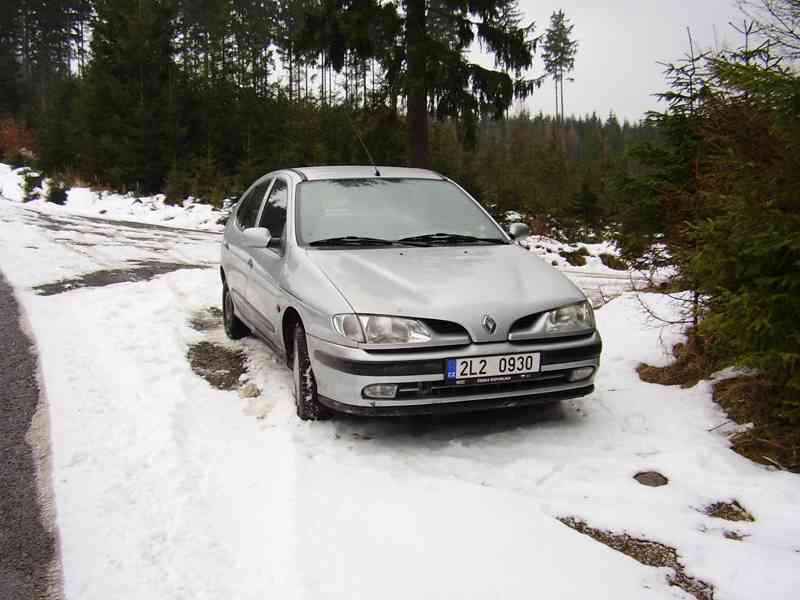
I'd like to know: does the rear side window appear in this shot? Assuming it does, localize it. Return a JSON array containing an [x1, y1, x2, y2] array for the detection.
[[258, 178, 288, 240], [237, 179, 271, 229]]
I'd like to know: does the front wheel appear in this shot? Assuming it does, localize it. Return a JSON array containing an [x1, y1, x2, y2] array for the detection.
[[222, 283, 250, 340], [292, 323, 331, 421]]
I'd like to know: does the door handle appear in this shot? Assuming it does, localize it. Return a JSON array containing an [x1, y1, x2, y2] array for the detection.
[[224, 241, 229, 250], [248, 258, 254, 268]]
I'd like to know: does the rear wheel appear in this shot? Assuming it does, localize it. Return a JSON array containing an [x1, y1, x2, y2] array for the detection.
[[292, 323, 331, 421], [222, 283, 249, 340]]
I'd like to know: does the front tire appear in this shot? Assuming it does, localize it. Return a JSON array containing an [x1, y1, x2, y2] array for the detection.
[[292, 323, 331, 421], [222, 283, 250, 340]]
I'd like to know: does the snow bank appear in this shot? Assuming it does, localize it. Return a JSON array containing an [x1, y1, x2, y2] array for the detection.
[[0, 162, 227, 231], [0, 162, 25, 201]]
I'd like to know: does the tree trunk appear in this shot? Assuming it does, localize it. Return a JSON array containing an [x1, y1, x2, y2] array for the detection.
[[554, 78, 559, 141], [560, 69, 565, 133], [405, 0, 428, 168]]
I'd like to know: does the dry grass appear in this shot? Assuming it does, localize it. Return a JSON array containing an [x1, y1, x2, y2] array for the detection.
[[637, 328, 800, 472], [704, 500, 754, 522], [559, 517, 715, 600], [713, 377, 800, 473], [560, 246, 590, 267], [637, 331, 714, 388], [598, 252, 628, 270]]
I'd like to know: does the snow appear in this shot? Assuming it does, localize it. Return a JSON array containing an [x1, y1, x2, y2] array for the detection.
[[0, 162, 26, 202], [523, 234, 655, 307], [0, 163, 227, 231], [1, 197, 799, 599]]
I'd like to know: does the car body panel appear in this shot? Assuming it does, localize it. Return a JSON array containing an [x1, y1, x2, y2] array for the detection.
[[305, 244, 586, 344]]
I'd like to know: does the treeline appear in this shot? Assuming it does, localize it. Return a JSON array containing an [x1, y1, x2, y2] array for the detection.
[[0, 0, 650, 225]]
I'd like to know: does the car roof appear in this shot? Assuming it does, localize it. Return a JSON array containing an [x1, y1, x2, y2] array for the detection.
[[291, 166, 445, 181]]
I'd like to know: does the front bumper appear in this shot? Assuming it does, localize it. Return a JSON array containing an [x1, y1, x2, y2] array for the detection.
[[307, 332, 601, 416]]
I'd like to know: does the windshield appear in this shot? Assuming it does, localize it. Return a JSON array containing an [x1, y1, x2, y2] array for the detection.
[[295, 178, 506, 246]]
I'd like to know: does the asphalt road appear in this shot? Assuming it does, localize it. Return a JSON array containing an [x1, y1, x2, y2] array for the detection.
[[0, 271, 63, 600]]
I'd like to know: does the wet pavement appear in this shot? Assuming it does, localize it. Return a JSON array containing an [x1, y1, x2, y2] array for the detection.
[[33, 260, 207, 296], [0, 273, 63, 600]]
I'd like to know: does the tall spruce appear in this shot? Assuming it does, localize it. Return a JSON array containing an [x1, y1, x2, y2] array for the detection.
[[541, 10, 577, 141], [295, 0, 538, 167], [83, 0, 177, 192]]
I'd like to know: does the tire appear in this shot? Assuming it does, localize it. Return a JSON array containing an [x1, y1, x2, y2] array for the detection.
[[222, 283, 250, 340], [292, 323, 331, 421]]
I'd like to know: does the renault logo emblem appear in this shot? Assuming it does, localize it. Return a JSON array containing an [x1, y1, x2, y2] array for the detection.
[[481, 314, 497, 334]]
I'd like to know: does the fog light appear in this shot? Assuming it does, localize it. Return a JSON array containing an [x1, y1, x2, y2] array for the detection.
[[363, 384, 398, 399], [568, 366, 595, 382]]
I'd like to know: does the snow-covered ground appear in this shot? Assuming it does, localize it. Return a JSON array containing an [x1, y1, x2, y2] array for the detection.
[[522, 234, 663, 307], [0, 163, 227, 231], [2, 193, 799, 599]]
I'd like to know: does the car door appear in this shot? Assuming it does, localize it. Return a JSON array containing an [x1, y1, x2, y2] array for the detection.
[[246, 176, 290, 343], [226, 177, 272, 324]]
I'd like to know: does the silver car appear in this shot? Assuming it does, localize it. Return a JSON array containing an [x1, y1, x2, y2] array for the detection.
[[221, 166, 601, 420]]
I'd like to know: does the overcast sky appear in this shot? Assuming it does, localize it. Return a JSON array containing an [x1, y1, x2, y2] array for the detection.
[[489, 0, 745, 122]]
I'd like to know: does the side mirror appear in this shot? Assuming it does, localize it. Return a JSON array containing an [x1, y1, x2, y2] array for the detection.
[[508, 222, 530, 240], [242, 227, 272, 248]]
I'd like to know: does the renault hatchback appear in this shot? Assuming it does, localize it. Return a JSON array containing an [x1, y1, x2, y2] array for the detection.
[[220, 166, 601, 420]]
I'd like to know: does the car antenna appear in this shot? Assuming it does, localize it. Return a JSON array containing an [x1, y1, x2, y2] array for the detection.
[[350, 116, 380, 176]]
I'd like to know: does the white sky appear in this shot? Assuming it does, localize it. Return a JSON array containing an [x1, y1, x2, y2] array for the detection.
[[490, 0, 745, 122]]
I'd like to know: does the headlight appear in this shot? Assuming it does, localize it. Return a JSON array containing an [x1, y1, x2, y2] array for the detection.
[[332, 314, 432, 344], [544, 301, 595, 334]]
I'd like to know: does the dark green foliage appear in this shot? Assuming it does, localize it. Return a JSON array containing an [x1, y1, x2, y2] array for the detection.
[[22, 170, 43, 202], [38, 77, 81, 174], [615, 30, 800, 417], [599, 253, 627, 271], [80, 0, 178, 194], [573, 177, 601, 232], [560, 246, 588, 267], [1, 0, 649, 220], [690, 60, 800, 406], [294, 0, 540, 167], [46, 179, 68, 204]]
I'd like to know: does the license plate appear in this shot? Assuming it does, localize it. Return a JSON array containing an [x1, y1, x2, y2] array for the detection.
[[445, 352, 541, 383]]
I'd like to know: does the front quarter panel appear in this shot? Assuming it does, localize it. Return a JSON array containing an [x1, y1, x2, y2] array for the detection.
[[281, 246, 357, 347]]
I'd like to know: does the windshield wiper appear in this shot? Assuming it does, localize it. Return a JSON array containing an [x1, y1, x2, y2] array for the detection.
[[397, 232, 507, 246], [309, 236, 399, 247]]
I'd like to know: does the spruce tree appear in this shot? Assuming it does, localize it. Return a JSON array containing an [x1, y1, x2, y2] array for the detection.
[[296, 0, 538, 167], [82, 0, 177, 192], [541, 10, 577, 141]]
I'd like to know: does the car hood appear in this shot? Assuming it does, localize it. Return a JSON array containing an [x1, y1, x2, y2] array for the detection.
[[306, 244, 586, 343]]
